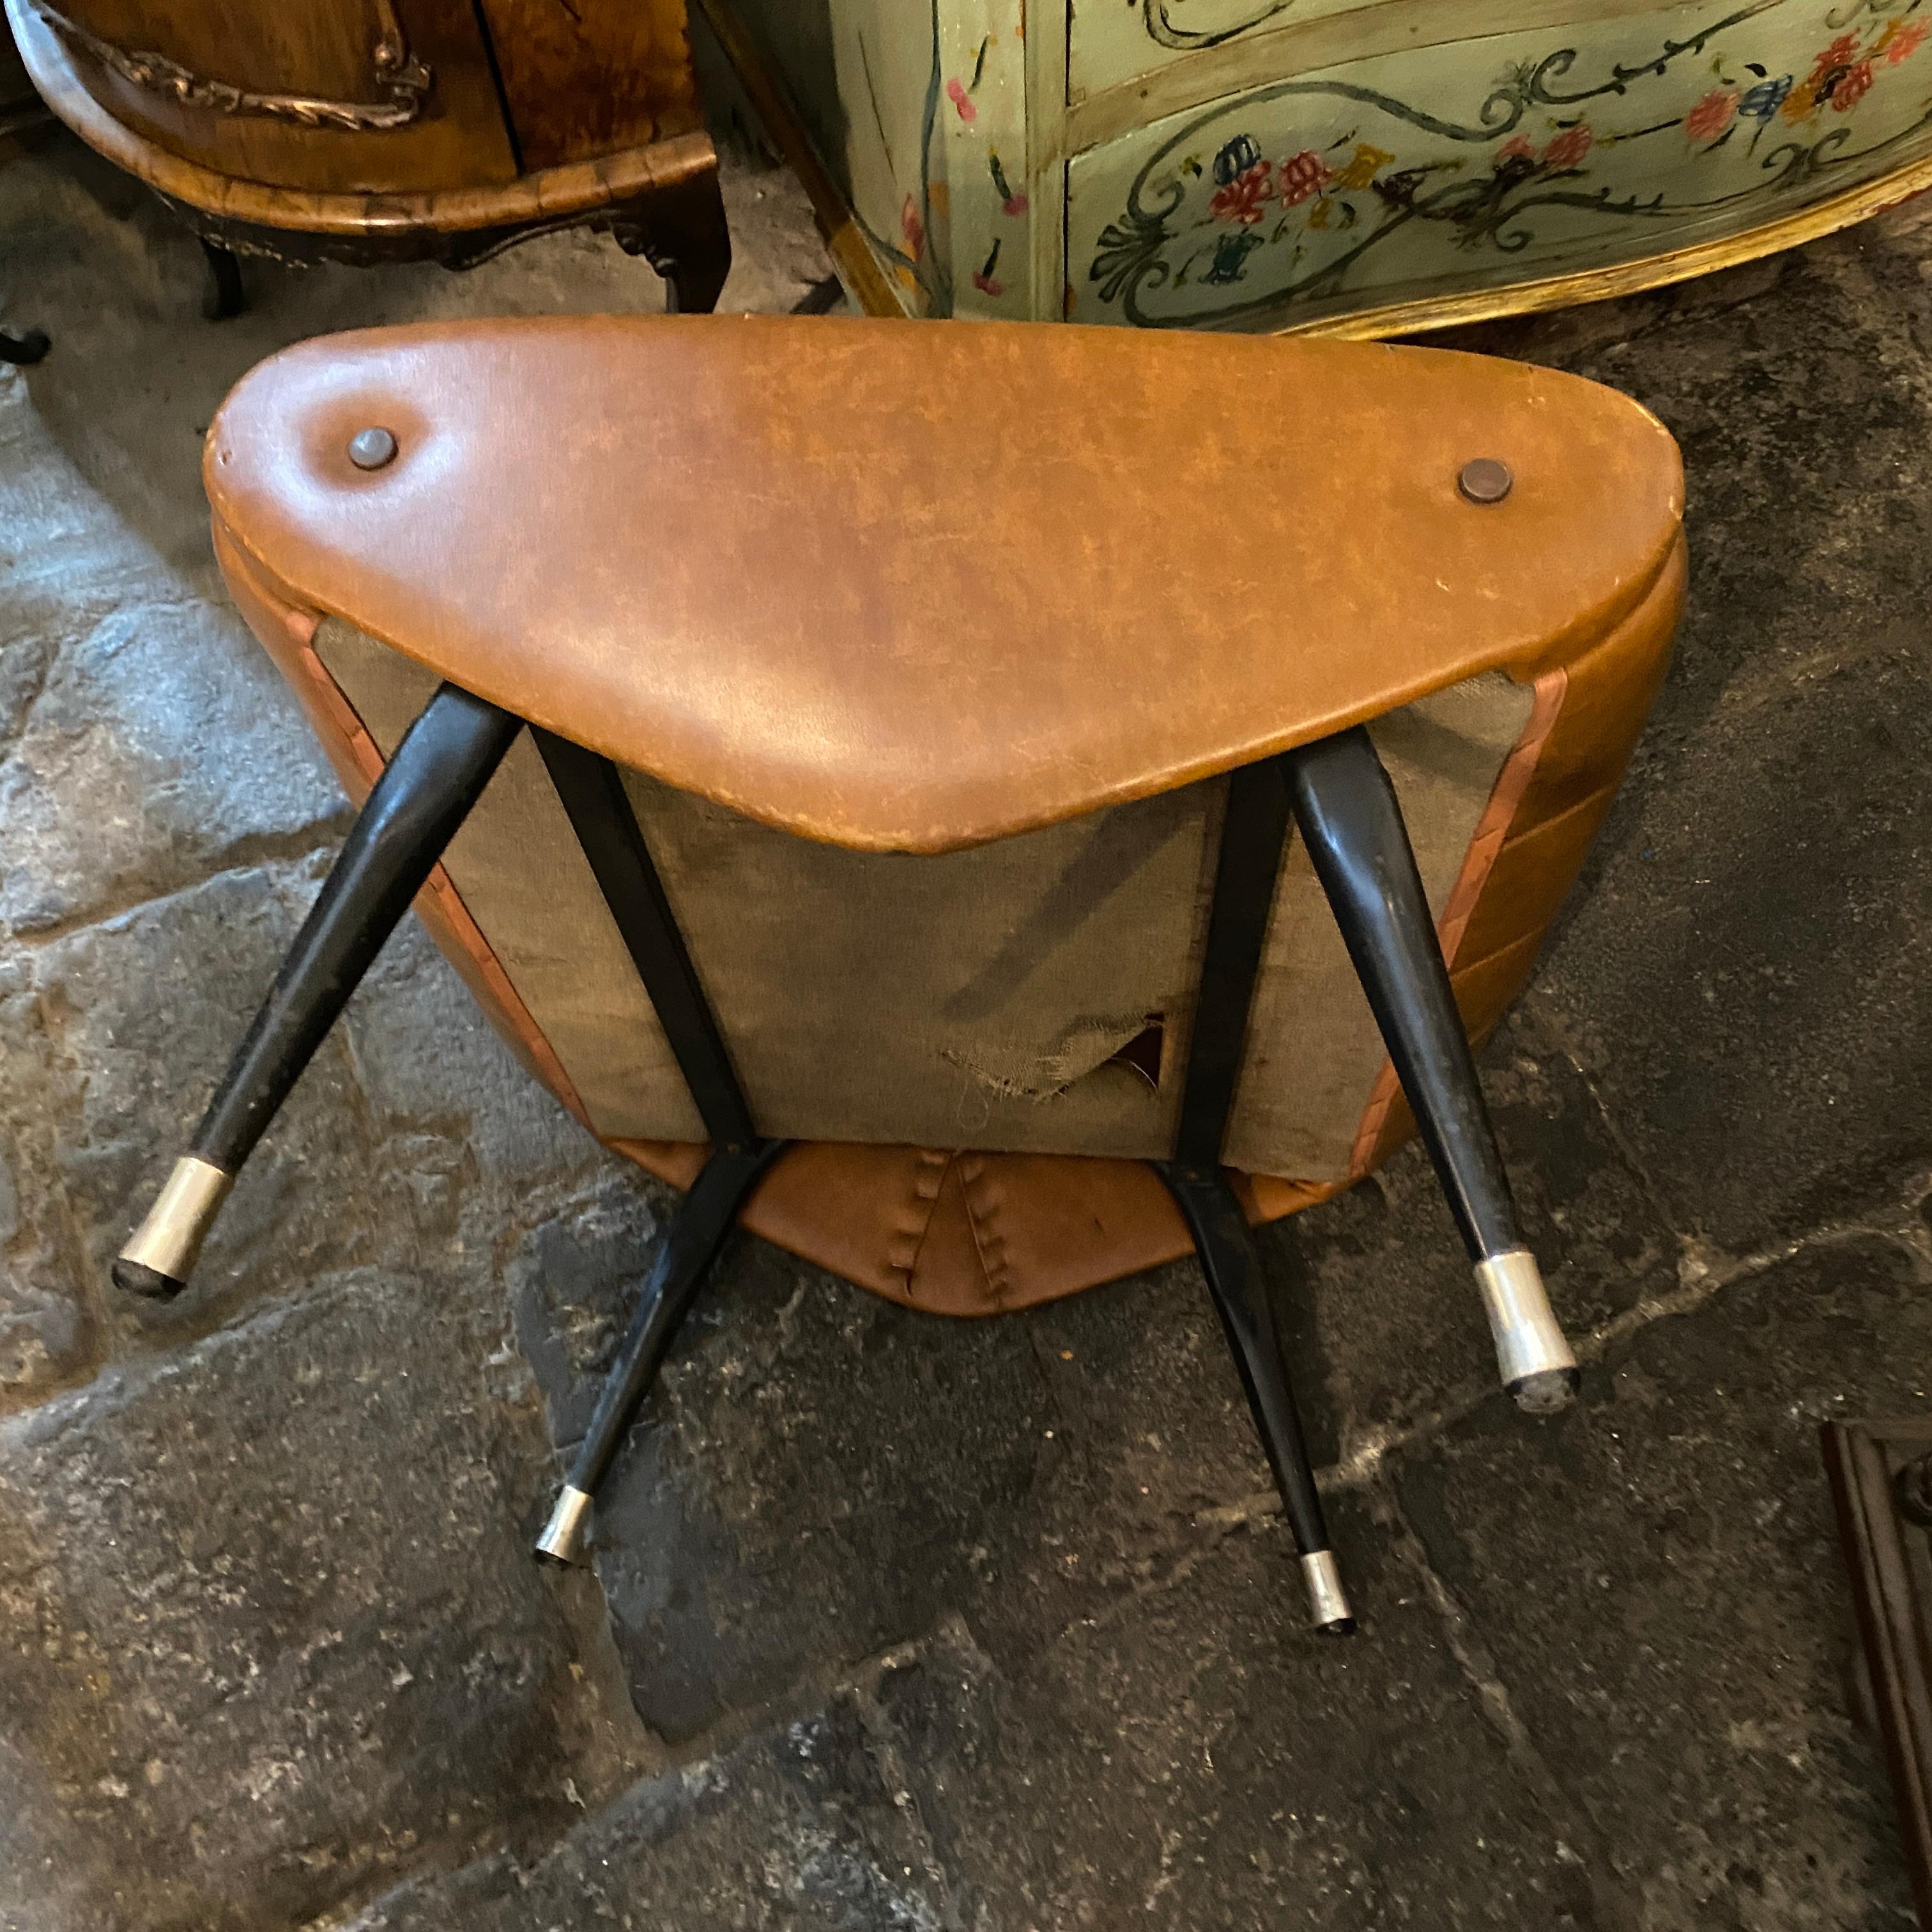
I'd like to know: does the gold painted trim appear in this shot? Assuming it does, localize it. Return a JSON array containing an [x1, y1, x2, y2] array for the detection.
[[1292, 148, 1932, 341], [34, 0, 432, 132]]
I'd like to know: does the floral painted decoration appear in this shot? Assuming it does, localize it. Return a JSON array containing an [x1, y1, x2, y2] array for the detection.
[[990, 152, 1029, 217], [1090, 0, 1932, 325]]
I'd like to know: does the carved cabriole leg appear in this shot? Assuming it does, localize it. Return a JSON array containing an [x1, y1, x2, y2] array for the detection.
[[199, 237, 245, 320], [530, 728, 779, 1565], [0, 325, 49, 364], [1282, 725, 1579, 1414], [613, 165, 732, 316], [1160, 754, 1354, 1636], [113, 683, 521, 1299]]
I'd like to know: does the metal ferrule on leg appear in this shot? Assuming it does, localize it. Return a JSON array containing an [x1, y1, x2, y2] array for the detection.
[[1284, 725, 1579, 1415], [1301, 1549, 1351, 1629], [1475, 1249, 1577, 1412], [113, 1156, 234, 1299], [112, 682, 521, 1300], [535, 1485, 594, 1565]]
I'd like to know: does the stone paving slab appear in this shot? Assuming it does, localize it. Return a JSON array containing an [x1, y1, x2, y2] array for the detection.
[[340, 1499, 1612, 1931], [1393, 1229, 1932, 1931], [1438, 220, 1932, 1262], [343, 1623, 1000, 1932], [0, 1264, 647, 1932], [0, 594, 346, 938]]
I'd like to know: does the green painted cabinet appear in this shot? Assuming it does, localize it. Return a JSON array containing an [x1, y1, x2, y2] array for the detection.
[[718, 0, 1932, 333]]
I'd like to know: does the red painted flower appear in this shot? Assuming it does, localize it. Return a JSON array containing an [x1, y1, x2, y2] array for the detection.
[[1813, 32, 1864, 75], [1278, 149, 1332, 207], [1832, 56, 1875, 107], [1497, 134, 1535, 162], [1209, 159, 1273, 224], [1884, 19, 1929, 63], [1542, 124, 1594, 170], [1684, 86, 1740, 141], [946, 77, 977, 122], [901, 194, 925, 261]]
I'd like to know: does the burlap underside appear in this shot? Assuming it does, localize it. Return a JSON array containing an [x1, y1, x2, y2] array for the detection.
[[314, 619, 1529, 1179]]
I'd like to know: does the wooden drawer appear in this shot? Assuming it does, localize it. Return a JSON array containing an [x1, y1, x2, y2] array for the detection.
[[31, 0, 518, 192], [1067, 0, 1932, 330], [1069, 0, 1381, 104]]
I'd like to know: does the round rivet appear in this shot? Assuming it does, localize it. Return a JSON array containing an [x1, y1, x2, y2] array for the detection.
[[1458, 457, 1514, 505], [348, 425, 398, 471]]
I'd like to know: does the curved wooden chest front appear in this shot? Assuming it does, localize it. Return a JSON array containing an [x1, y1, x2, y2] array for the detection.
[[11, 0, 705, 197]]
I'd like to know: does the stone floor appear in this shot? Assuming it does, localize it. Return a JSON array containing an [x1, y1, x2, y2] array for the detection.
[[1, 105, 1929, 1932]]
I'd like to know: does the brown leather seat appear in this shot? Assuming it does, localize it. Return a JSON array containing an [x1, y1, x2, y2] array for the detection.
[[207, 314, 1685, 1314]]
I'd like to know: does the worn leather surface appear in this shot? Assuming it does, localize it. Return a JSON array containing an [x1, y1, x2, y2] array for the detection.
[[206, 313, 1683, 854]]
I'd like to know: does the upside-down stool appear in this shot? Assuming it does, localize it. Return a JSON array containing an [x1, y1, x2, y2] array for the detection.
[[119, 315, 1685, 1633]]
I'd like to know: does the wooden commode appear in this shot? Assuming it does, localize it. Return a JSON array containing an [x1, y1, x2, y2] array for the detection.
[[5, 0, 730, 312]]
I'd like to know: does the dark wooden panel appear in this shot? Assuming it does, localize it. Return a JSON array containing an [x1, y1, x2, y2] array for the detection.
[[44, 0, 517, 192], [1823, 1418, 1932, 1930], [473, 0, 702, 171]]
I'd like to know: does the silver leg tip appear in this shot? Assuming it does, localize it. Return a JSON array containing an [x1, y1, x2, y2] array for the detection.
[[1474, 1250, 1577, 1410], [1509, 1366, 1581, 1414], [116, 1156, 232, 1299], [1300, 1548, 1356, 1635], [534, 1485, 593, 1567]]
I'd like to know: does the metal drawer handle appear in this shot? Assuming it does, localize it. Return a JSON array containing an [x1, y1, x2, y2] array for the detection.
[[36, 0, 433, 130]]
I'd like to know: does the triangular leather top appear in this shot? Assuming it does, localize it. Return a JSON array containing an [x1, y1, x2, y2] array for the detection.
[[206, 315, 1683, 853]]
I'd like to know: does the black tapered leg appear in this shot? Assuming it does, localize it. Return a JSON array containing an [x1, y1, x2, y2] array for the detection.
[[528, 726, 778, 1563], [1162, 755, 1353, 1633], [0, 326, 49, 365], [532, 729, 755, 1153], [199, 239, 246, 320], [1161, 1167, 1354, 1634], [535, 1142, 785, 1566], [1283, 725, 1577, 1411], [112, 684, 521, 1300]]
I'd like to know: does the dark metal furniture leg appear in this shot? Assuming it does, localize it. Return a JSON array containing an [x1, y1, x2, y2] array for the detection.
[[1165, 1168, 1354, 1633], [1283, 724, 1577, 1413], [113, 684, 521, 1299], [200, 238, 246, 320], [1159, 755, 1353, 1634], [531, 728, 780, 1563], [535, 1142, 785, 1565]]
